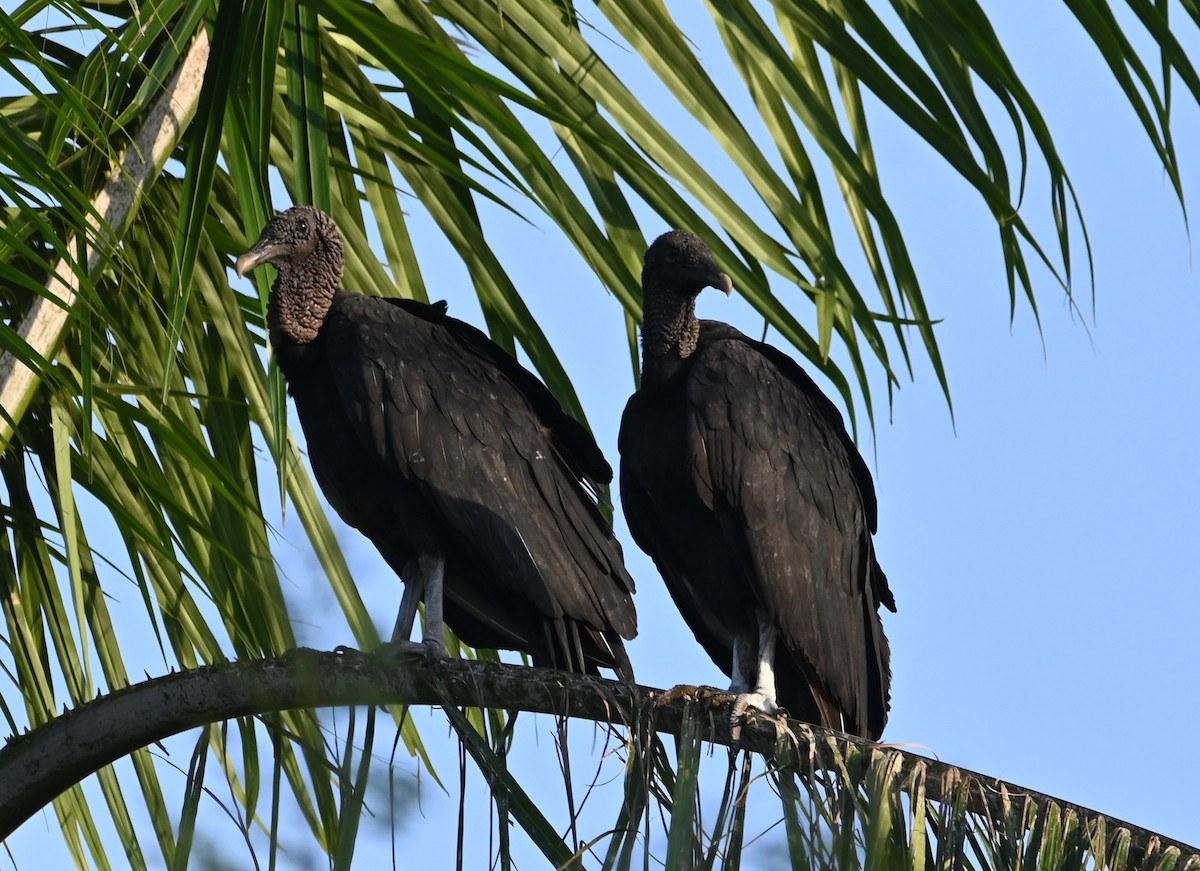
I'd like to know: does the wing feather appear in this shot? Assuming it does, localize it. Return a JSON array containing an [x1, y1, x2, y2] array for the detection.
[[323, 293, 635, 640], [685, 332, 887, 730], [384, 297, 613, 486]]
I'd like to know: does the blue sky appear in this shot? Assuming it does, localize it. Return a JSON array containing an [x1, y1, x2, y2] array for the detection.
[[5, 1, 1200, 867]]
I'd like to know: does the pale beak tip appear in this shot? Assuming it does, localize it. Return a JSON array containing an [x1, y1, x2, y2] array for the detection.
[[234, 253, 256, 279]]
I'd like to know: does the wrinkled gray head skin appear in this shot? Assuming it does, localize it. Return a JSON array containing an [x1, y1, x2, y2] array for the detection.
[[641, 229, 733, 298], [235, 205, 343, 280], [639, 230, 733, 365], [236, 206, 345, 345]]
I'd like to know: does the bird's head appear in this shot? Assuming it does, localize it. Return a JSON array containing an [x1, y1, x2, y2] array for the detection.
[[642, 229, 733, 298], [235, 205, 344, 281], [236, 206, 345, 346]]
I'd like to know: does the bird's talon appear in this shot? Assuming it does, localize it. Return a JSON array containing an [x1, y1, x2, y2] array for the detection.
[[730, 691, 784, 722], [411, 639, 449, 657]]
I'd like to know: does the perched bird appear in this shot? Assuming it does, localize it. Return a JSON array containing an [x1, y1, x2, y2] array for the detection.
[[236, 206, 636, 679], [619, 230, 895, 737]]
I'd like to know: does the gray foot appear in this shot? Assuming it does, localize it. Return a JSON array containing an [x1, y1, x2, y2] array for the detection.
[[383, 638, 448, 658], [732, 691, 782, 717]]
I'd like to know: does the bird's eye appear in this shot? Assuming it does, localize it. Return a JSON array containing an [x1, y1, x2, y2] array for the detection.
[[297, 218, 310, 235]]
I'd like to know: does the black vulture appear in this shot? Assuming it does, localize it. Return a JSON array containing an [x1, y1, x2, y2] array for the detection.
[[619, 230, 895, 737], [236, 206, 636, 679]]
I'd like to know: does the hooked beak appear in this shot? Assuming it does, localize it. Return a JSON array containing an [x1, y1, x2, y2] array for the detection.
[[234, 241, 282, 278], [714, 272, 733, 296]]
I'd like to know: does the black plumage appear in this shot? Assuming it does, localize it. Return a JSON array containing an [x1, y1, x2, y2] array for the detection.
[[236, 206, 636, 679], [619, 230, 895, 737]]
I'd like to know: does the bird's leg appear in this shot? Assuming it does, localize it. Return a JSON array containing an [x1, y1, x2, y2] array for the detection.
[[390, 572, 424, 644], [417, 553, 448, 656], [731, 613, 785, 720], [388, 554, 448, 656], [728, 633, 756, 695], [750, 617, 783, 712]]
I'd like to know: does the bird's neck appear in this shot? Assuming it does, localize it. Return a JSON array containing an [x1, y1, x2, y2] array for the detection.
[[267, 254, 339, 347], [641, 285, 699, 382]]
